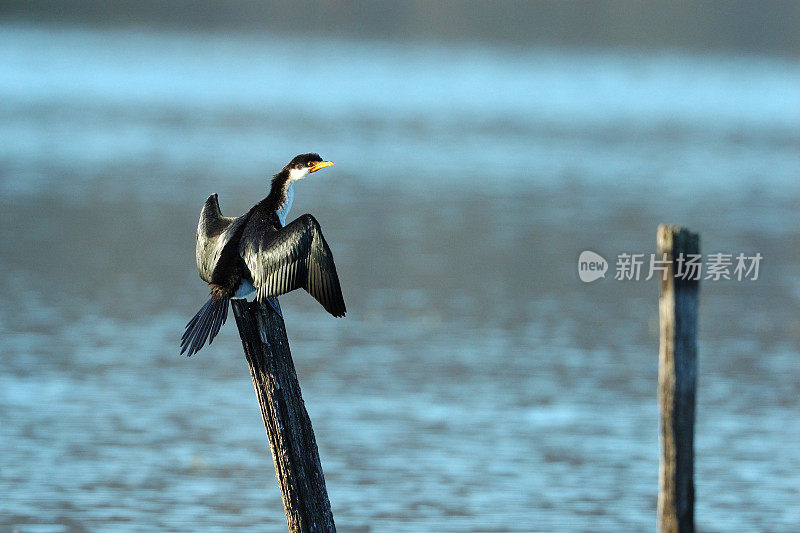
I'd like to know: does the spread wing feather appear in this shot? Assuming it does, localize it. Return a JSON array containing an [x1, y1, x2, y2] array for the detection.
[[240, 214, 346, 317], [195, 194, 250, 283]]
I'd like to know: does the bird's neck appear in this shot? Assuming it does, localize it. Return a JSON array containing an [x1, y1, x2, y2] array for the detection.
[[267, 170, 294, 225]]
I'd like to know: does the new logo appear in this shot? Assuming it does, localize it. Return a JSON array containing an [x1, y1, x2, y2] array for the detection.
[[578, 251, 608, 282]]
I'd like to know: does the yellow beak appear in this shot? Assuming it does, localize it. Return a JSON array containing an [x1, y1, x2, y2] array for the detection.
[[309, 161, 334, 173]]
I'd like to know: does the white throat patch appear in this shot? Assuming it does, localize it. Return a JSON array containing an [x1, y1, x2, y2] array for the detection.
[[288, 167, 310, 181]]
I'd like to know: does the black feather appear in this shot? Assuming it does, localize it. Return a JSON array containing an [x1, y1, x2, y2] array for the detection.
[[239, 213, 346, 317], [181, 296, 229, 356]]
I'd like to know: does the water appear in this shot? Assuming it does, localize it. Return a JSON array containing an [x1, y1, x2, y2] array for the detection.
[[1, 23, 799, 532]]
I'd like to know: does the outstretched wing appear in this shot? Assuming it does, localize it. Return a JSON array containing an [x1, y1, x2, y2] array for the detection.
[[240, 213, 346, 317], [195, 194, 249, 283]]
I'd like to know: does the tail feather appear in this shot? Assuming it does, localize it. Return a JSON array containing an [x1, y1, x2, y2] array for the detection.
[[181, 300, 212, 356], [192, 307, 215, 354], [181, 295, 229, 356], [208, 298, 228, 345], [181, 305, 204, 342]]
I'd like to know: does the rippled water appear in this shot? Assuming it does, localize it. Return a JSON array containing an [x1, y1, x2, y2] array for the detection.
[[1, 24, 799, 532]]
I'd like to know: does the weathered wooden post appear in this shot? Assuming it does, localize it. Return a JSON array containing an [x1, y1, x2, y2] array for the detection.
[[657, 225, 699, 533], [230, 298, 336, 533]]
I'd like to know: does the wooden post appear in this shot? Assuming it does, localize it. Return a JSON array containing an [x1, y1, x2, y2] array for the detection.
[[230, 298, 336, 533], [657, 225, 699, 533]]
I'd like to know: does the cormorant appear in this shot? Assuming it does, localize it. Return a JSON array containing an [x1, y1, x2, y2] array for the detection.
[[181, 153, 346, 356]]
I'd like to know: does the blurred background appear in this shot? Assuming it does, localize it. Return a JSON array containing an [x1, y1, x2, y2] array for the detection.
[[1, 2, 798, 531]]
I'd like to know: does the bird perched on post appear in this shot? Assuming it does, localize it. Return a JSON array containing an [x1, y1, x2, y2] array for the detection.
[[181, 153, 346, 356]]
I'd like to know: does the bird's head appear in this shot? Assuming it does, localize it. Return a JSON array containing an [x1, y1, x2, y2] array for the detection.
[[285, 153, 334, 182]]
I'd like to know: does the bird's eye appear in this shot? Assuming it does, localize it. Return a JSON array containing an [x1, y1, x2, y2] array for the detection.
[[308, 161, 318, 168]]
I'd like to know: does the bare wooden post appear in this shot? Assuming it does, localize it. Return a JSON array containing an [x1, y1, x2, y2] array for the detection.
[[230, 298, 336, 533], [657, 225, 699, 533]]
